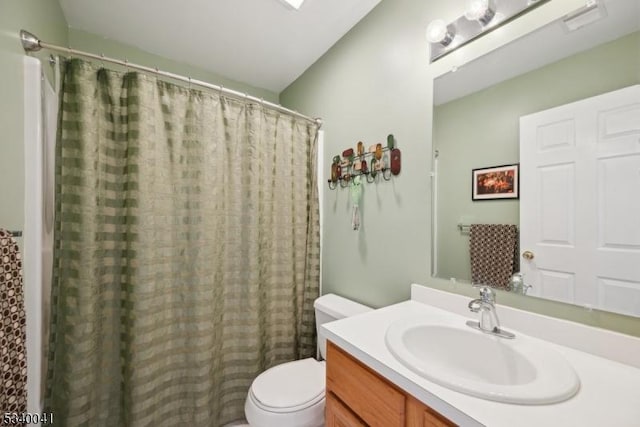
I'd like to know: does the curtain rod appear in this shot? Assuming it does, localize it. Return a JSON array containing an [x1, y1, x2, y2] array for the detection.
[[20, 30, 322, 127]]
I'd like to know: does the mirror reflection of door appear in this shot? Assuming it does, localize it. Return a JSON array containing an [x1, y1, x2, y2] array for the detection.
[[520, 85, 640, 316]]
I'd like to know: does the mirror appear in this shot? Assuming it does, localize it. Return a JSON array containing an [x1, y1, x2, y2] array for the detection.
[[432, 0, 640, 317]]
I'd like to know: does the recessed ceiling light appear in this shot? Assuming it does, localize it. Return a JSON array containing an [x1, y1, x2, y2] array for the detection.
[[279, 0, 306, 10]]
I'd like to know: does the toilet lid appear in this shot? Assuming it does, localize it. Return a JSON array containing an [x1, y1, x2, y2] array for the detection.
[[251, 358, 325, 412]]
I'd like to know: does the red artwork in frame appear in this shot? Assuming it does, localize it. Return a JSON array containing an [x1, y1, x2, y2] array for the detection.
[[472, 164, 519, 201]]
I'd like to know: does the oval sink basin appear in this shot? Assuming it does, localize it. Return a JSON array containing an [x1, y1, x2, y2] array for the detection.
[[385, 317, 580, 404]]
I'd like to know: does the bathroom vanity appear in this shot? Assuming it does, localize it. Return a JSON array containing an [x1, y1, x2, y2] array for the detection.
[[322, 284, 640, 427], [326, 341, 453, 426]]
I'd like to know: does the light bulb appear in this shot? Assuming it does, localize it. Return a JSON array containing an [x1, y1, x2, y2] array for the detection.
[[426, 20, 455, 46], [464, 0, 496, 25]]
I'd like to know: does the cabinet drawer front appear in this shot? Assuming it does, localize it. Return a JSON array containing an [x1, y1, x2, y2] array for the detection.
[[327, 342, 405, 427]]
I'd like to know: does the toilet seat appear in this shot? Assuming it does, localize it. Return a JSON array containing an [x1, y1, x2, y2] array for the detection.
[[245, 358, 326, 427], [251, 358, 325, 412]]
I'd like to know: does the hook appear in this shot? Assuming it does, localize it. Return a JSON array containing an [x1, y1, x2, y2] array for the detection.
[[100, 53, 105, 69], [67, 45, 72, 60], [124, 58, 129, 73], [382, 167, 392, 181], [366, 172, 375, 183]]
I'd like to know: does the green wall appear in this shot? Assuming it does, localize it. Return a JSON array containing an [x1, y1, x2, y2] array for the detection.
[[67, 28, 278, 103], [281, 0, 640, 336], [281, 0, 450, 307], [434, 32, 640, 282], [0, 0, 69, 243]]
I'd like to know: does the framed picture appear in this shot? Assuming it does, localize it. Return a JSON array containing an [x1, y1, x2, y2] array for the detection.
[[472, 164, 519, 201]]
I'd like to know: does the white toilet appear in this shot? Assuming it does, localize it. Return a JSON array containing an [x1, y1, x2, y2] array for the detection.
[[244, 293, 371, 427]]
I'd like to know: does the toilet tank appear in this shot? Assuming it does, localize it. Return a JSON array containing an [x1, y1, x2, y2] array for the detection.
[[313, 293, 371, 359]]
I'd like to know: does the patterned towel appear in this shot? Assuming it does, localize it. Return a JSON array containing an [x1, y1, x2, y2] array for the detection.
[[0, 229, 27, 414], [469, 224, 519, 290]]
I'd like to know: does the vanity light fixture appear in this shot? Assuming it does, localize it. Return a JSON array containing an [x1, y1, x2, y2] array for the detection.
[[426, 0, 550, 63], [426, 19, 456, 46], [464, 0, 497, 26]]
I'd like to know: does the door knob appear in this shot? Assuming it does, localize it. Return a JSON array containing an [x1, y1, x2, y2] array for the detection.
[[522, 250, 535, 260]]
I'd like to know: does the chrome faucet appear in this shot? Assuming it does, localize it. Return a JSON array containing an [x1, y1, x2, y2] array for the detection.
[[509, 272, 532, 295], [466, 286, 515, 339]]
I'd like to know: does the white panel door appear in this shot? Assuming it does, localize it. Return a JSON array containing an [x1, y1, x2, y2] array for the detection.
[[520, 85, 640, 316]]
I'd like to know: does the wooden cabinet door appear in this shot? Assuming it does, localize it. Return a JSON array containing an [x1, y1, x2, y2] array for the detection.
[[327, 341, 455, 427], [326, 342, 405, 427], [326, 392, 367, 427], [406, 396, 455, 427]]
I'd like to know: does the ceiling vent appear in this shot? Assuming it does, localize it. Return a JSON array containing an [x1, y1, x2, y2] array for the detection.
[[562, 0, 608, 32]]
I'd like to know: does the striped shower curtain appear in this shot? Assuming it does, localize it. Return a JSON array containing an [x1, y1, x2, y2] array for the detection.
[[45, 59, 320, 426]]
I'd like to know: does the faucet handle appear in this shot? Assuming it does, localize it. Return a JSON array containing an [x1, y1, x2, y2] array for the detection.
[[472, 284, 495, 303]]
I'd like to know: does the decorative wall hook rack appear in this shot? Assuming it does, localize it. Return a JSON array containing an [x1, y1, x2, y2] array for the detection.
[[327, 134, 401, 190]]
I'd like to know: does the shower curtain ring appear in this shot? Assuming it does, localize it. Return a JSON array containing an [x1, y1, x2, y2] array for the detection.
[[100, 53, 105, 69], [188, 76, 192, 90], [124, 59, 129, 73]]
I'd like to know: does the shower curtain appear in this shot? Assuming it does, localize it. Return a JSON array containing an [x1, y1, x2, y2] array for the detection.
[[45, 59, 320, 426]]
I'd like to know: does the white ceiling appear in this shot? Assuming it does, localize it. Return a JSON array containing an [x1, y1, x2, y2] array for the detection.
[[59, 0, 381, 93]]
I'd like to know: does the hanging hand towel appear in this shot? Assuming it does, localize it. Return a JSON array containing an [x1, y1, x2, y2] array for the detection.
[[0, 229, 27, 415], [469, 224, 519, 290]]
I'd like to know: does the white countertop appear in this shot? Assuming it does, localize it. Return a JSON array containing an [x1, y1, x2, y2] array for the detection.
[[322, 299, 640, 427]]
